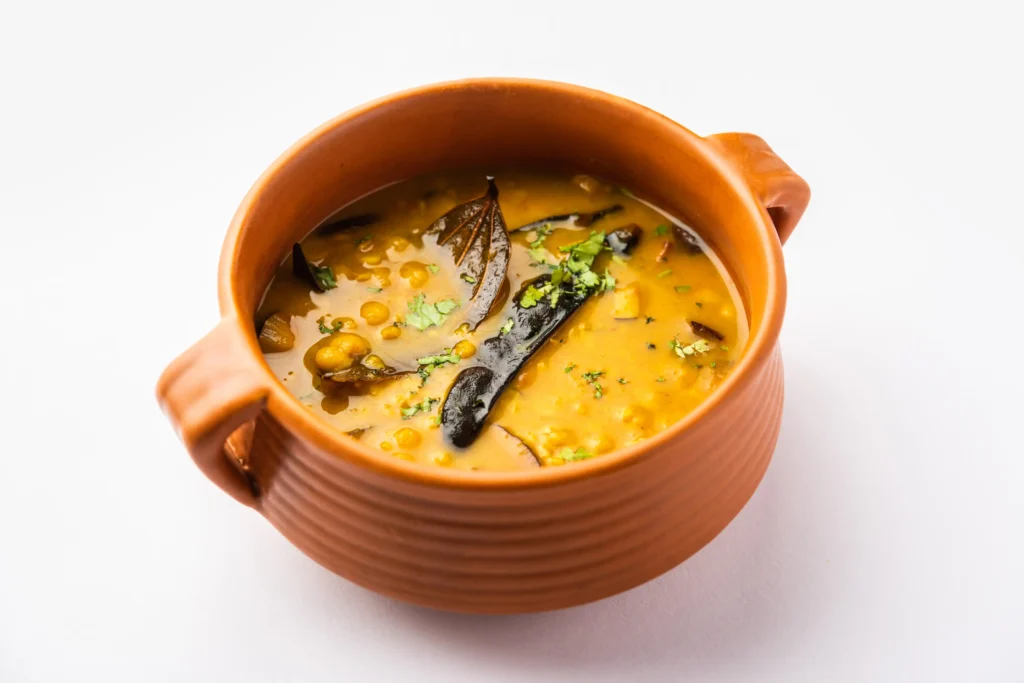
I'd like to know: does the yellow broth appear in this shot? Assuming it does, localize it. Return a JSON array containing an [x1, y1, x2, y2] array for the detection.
[[256, 171, 748, 471]]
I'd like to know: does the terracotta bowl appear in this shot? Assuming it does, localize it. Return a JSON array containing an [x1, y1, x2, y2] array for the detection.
[[156, 78, 809, 614]]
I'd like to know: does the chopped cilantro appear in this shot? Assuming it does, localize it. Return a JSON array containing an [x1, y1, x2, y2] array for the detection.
[[578, 270, 601, 288], [500, 317, 515, 335], [581, 370, 605, 399], [720, 345, 730, 352], [557, 447, 594, 462], [367, 286, 383, 293], [564, 363, 577, 373], [549, 265, 566, 289], [670, 338, 712, 358], [559, 231, 605, 272], [317, 317, 349, 335], [695, 302, 703, 308], [416, 350, 461, 385], [657, 269, 672, 278], [710, 361, 717, 368], [435, 299, 458, 314], [645, 316, 655, 324], [417, 351, 461, 366], [311, 263, 336, 291], [527, 247, 549, 265], [646, 342, 656, 350], [520, 285, 544, 309], [529, 223, 554, 248], [524, 231, 617, 309], [405, 294, 459, 330], [426, 263, 440, 274], [460, 273, 477, 284], [519, 277, 564, 309], [655, 224, 669, 236], [617, 377, 628, 385], [656, 376, 666, 382], [401, 397, 439, 419], [675, 285, 691, 293]]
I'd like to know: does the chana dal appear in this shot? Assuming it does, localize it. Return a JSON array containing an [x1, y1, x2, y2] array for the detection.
[[256, 170, 748, 471]]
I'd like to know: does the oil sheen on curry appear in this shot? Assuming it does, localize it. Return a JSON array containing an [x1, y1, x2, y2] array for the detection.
[[256, 171, 748, 471]]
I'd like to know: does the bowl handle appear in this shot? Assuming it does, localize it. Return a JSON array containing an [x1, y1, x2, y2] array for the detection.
[[156, 318, 269, 507], [706, 133, 810, 244]]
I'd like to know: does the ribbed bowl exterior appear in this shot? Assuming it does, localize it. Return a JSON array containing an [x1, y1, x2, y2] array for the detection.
[[250, 347, 783, 614]]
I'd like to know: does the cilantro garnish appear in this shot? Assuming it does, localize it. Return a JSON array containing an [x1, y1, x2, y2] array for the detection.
[[582, 370, 605, 399], [670, 338, 712, 358], [461, 273, 477, 284], [405, 294, 459, 330], [557, 447, 594, 462], [311, 264, 336, 290], [500, 317, 515, 335], [521, 232, 615, 309], [520, 285, 544, 309], [426, 264, 440, 274], [675, 285, 691, 293], [617, 377, 628, 384], [655, 224, 669, 236], [416, 350, 461, 385], [578, 270, 601, 288], [529, 223, 554, 248], [317, 317, 349, 335], [367, 286, 383, 293], [401, 397, 439, 419], [645, 316, 655, 324], [417, 351, 461, 366], [558, 231, 605, 272], [657, 269, 672, 278], [527, 247, 549, 265], [564, 363, 577, 373]]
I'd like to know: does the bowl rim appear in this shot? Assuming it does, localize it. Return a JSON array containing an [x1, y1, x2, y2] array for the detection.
[[218, 77, 786, 491]]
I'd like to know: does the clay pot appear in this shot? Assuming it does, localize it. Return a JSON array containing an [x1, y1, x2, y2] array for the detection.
[[157, 79, 809, 614]]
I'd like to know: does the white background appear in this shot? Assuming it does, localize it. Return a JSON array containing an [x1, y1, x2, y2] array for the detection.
[[2, 1, 1022, 681]]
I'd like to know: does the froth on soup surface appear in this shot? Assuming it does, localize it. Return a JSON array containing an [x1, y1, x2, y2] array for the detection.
[[256, 170, 748, 471]]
